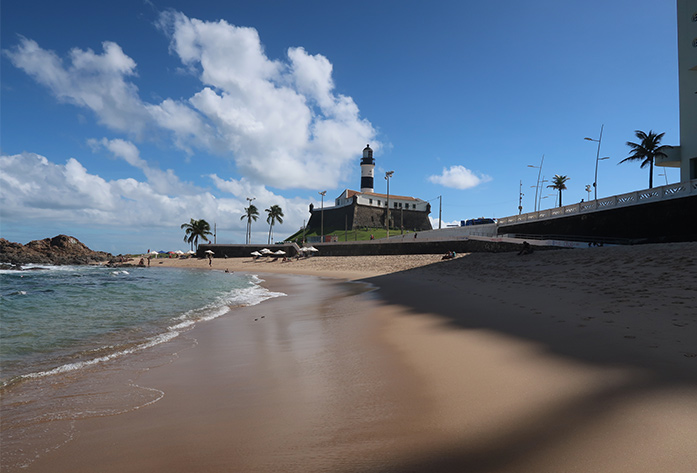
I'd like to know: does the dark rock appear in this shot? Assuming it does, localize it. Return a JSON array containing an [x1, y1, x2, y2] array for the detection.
[[0, 235, 113, 265]]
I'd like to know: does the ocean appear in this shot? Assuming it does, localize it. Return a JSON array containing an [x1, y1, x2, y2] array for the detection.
[[0, 264, 285, 387], [1, 264, 286, 470]]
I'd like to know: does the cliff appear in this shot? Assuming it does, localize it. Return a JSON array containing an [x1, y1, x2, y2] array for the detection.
[[0, 235, 113, 266]]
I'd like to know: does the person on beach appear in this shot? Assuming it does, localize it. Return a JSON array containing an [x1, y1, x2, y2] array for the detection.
[[208, 254, 212, 267], [518, 241, 534, 255]]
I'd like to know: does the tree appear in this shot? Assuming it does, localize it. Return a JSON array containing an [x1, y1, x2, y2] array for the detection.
[[180, 218, 212, 251], [547, 174, 570, 207], [265, 205, 284, 244], [240, 204, 259, 244], [620, 130, 670, 189]]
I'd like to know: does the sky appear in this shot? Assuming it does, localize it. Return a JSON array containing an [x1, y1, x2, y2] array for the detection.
[[1, 0, 681, 254]]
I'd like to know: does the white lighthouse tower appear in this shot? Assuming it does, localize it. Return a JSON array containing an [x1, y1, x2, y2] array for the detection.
[[360, 144, 375, 193]]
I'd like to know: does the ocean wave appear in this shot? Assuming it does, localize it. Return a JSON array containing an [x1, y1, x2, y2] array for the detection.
[[9, 273, 285, 384]]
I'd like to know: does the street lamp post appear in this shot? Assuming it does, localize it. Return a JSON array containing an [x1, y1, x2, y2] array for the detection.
[[318, 191, 326, 242], [584, 124, 605, 201], [518, 180, 524, 215], [527, 155, 544, 212], [385, 171, 394, 238], [538, 177, 548, 210], [438, 195, 442, 230]]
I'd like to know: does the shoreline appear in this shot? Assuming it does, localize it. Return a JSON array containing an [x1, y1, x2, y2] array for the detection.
[[6, 242, 697, 472]]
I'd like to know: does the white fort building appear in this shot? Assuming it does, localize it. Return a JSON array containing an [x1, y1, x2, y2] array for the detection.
[[307, 145, 432, 237]]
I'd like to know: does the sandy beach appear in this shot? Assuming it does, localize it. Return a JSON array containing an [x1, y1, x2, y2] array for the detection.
[[6, 242, 697, 472]]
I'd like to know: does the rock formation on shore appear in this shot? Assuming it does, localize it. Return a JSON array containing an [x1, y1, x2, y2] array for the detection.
[[0, 235, 113, 266]]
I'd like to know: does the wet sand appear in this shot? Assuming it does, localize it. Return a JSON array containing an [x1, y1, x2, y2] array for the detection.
[[8, 243, 697, 472]]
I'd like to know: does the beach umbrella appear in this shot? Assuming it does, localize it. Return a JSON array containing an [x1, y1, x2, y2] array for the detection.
[[259, 248, 272, 254], [149, 251, 159, 255], [308, 246, 319, 252], [205, 250, 214, 254], [158, 250, 167, 254], [274, 250, 286, 256], [175, 250, 184, 255], [250, 251, 262, 256], [187, 250, 195, 254]]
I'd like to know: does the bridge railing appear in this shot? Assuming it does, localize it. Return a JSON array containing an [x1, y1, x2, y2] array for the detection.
[[498, 179, 697, 226]]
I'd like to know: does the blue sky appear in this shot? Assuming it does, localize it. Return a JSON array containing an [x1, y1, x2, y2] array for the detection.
[[1, 0, 680, 254]]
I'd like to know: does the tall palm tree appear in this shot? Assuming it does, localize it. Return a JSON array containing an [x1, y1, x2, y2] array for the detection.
[[547, 174, 570, 207], [240, 204, 259, 244], [620, 130, 670, 189], [265, 205, 284, 244], [180, 218, 212, 251]]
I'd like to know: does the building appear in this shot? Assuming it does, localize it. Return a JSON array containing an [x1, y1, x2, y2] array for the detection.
[[306, 145, 432, 236], [657, 0, 697, 180]]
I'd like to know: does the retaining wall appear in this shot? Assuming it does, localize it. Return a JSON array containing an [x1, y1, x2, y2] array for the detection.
[[498, 194, 697, 243]]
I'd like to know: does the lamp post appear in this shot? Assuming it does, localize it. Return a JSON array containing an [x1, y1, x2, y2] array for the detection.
[[584, 124, 606, 201], [385, 171, 394, 238], [538, 177, 548, 211], [438, 195, 442, 230], [527, 155, 544, 212], [318, 191, 326, 242], [518, 180, 524, 215]]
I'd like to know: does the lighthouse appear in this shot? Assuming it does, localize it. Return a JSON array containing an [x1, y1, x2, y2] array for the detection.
[[360, 144, 375, 193]]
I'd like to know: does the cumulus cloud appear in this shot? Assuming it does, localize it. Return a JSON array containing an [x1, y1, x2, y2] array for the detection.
[[0, 151, 307, 240], [428, 165, 492, 190], [5, 12, 376, 190], [5, 38, 150, 135]]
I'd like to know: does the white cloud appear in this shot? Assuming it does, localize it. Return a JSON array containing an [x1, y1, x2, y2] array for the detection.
[[5, 38, 149, 135], [0, 151, 308, 243], [428, 165, 492, 190], [5, 13, 377, 190]]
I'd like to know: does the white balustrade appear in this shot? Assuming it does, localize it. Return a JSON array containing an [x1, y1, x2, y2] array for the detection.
[[500, 178, 696, 227]]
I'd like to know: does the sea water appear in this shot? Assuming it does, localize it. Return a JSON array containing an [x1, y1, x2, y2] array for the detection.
[[1, 264, 285, 470], [0, 264, 285, 386]]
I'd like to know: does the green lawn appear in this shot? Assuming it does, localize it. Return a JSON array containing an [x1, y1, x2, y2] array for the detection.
[[284, 227, 414, 243]]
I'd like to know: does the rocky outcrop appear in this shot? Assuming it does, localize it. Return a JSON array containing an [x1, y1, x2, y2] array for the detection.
[[0, 235, 113, 266]]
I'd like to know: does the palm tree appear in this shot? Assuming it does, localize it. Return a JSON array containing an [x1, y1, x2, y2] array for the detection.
[[241, 204, 259, 244], [547, 174, 570, 207], [180, 218, 212, 251], [265, 205, 284, 244], [620, 130, 670, 189]]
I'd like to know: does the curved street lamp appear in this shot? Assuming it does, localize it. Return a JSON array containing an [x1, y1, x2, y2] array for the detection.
[[527, 155, 544, 212], [385, 171, 394, 238], [584, 124, 605, 201], [319, 191, 327, 242]]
